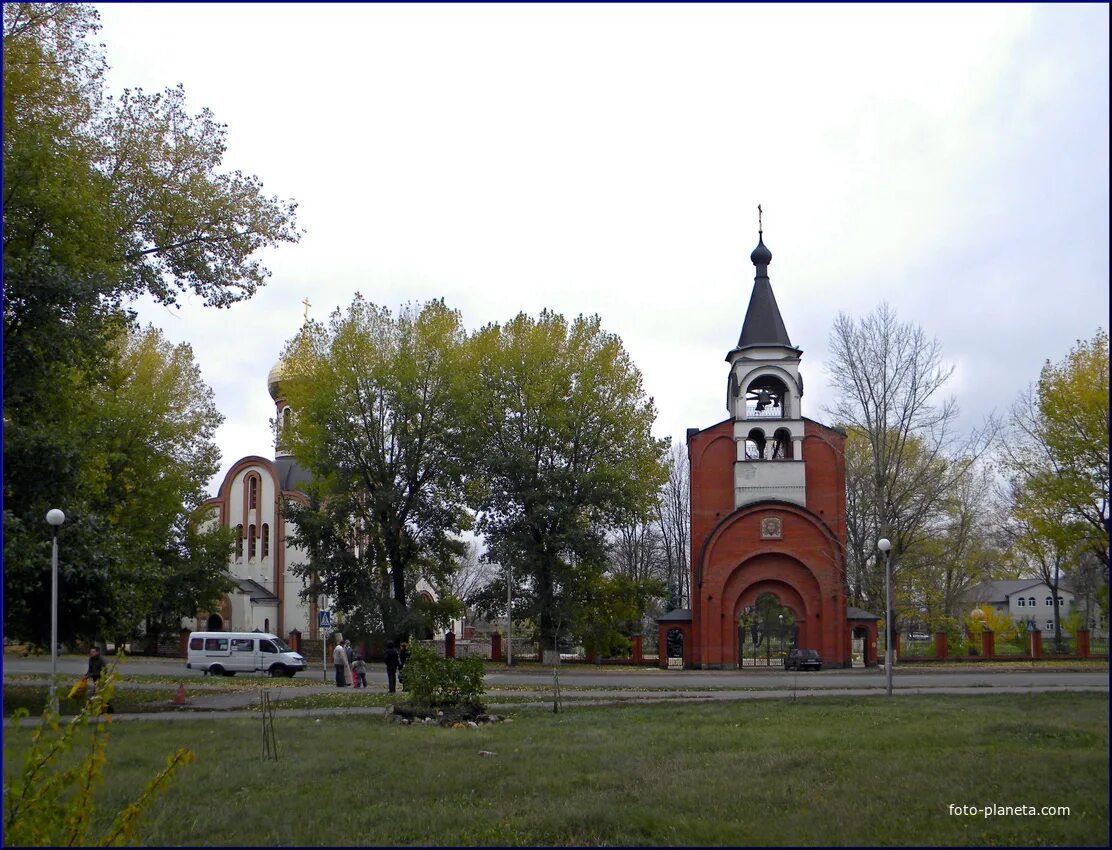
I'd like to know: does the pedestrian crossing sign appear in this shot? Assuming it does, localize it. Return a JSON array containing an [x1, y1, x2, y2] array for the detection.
[[319, 610, 332, 630]]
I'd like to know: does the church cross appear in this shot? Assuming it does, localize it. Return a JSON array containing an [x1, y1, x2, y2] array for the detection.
[[302, 297, 311, 320]]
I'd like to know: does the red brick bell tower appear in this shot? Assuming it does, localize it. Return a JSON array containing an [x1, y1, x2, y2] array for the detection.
[[660, 223, 860, 669]]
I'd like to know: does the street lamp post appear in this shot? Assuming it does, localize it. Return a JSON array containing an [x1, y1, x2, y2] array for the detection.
[[46, 509, 66, 714], [506, 563, 513, 667], [878, 537, 893, 697]]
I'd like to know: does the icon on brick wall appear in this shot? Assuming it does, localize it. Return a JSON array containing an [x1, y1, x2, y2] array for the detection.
[[760, 516, 783, 539]]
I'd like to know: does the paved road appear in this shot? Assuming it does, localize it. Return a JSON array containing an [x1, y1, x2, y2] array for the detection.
[[5, 654, 1107, 692], [4, 654, 1106, 726]]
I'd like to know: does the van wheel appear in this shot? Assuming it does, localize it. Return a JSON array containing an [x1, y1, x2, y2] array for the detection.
[[285, 669, 296, 678], [269, 665, 286, 678], [209, 664, 224, 676]]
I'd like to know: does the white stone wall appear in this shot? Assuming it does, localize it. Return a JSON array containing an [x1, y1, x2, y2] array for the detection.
[[734, 460, 806, 509]]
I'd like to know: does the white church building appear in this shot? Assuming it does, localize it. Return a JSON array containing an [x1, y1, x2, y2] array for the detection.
[[191, 352, 458, 644]]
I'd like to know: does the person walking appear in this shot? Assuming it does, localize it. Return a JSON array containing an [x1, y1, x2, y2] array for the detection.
[[398, 642, 409, 691], [352, 654, 367, 689], [333, 639, 348, 687], [384, 641, 400, 693], [343, 640, 354, 687], [86, 647, 105, 698]]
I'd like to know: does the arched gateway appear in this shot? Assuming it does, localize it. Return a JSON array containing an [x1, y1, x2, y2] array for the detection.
[[657, 225, 879, 668]]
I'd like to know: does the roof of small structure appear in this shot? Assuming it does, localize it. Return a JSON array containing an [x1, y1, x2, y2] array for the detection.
[[234, 578, 279, 604], [846, 606, 880, 620], [655, 608, 693, 623]]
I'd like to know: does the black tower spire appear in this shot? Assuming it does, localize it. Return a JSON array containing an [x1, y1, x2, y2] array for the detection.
[[732, 211, 795, 353]]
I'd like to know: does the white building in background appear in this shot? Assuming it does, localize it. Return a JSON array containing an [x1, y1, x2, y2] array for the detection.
[[964, 579, 1106, 637], [190, 350, 460, 642]]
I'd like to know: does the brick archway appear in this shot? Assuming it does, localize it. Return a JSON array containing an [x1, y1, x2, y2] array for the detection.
[[721, 555, 821, 666], [693, 504, 847, 667]]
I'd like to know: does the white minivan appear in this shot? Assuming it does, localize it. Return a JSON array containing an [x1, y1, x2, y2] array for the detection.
[[186, 632, 306, 678]]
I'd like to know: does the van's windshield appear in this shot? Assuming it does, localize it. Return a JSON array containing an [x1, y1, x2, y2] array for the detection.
[[271, 637, 292, 653]]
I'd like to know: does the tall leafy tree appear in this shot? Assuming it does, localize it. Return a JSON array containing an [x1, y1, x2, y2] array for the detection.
[[1000, 478, 1077, 647], [1002, 330, 1109, 570], [2, 327, 232, 646], [3, 2, 298, 646], [3, 3, 301, 309], [279, 297, 470, 641], [999, 329, 1110, 646], [460, 311, 667, 649]]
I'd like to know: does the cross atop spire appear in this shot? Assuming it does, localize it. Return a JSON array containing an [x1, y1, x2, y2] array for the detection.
[[302, 297, 311, 321], [758, 203, 763, 234]]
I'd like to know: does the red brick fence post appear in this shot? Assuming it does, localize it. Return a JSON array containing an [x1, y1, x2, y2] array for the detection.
[[981, 629, 995, 659], [1076, 629, 1090, 659]]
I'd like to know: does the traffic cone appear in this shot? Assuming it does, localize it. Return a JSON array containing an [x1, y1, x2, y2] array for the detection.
[[173, 682, 187, 706]]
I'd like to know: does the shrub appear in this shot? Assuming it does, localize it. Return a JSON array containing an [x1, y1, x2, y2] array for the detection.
[[403, 643, 485, 708]]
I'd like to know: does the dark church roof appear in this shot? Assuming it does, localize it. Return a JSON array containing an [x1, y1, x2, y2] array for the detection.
[[276, 455, 313, 494], [728, 232, 800, 357]]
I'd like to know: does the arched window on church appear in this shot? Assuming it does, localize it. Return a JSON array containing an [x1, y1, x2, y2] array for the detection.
[[771, 428, 793, 460], [261, 523, 270, 558], [235, 525, 244, 560], [282, 407, 292, 431], [248, 524, 257, 559], [745, 428, 766, 460], [248, 475, 258, 509]]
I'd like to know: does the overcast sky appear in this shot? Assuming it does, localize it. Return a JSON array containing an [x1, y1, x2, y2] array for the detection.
[[92, 2, 1109, 495]]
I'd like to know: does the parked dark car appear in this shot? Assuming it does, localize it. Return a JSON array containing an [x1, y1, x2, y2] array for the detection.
[[783, 648, 822, 671]]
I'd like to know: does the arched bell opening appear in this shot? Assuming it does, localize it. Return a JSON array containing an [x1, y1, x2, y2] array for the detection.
[[771, 427, 793, 460], [745, 428, 767, 460], [744, 375, 790, 419]]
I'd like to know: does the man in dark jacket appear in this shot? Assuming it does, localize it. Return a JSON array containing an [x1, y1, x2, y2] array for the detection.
[[86, 647, 105, 698], [384, 641, 400, 693]]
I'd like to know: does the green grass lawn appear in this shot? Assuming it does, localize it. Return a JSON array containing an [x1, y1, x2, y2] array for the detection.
[[3, 693, 1107, 846]]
